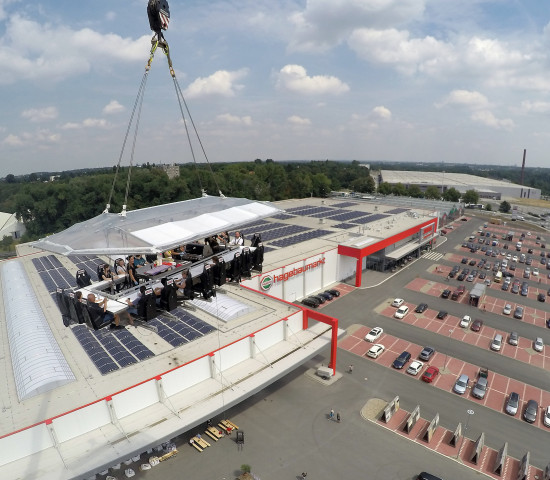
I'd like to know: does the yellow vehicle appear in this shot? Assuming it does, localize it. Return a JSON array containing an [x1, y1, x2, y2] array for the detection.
[[494, 271, 503, 283]]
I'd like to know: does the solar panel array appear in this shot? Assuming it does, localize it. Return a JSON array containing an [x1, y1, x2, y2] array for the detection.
[[149, 307, 215, 348], [260, 225, 310, 241], [385, 208, 409, 214], [69, 255, 106, 281], [241, 221, 285, 235], [270, 229, 332, 248], [331, 223, 357, 230], [291, 206, 336, 216], [71, 324, 155, 375], [325, 210, 367, 222], [331, 201, 358, 208], [285, 205, 317, 213], [269, 213, 296, 220], [360, 213, 390, 223], [32, 255, 78, 292]]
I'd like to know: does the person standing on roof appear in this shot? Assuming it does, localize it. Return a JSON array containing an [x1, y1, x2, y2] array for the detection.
[[230, 231, 244, 246]]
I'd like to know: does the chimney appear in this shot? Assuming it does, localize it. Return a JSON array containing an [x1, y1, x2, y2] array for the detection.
[[520, 149, 526, 185]]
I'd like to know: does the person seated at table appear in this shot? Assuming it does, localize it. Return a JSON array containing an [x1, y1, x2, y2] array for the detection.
[[175, 270, 193, 299], [114, 258, 129, 291], [125, 285, 146, 316], [163, 249, 172, 258], [100, 264, 113, 282], [127, 255, 139, 286], [229, 231, 244, 246], [153, 277, 167, 305], [87, 293, 123, 329], [134, 254, 146, 267], [172, 245, 186, 260], [217, 231, 229, 245]]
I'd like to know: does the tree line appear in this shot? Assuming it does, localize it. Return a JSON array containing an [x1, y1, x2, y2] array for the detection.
[[1, 159, 547, 243]]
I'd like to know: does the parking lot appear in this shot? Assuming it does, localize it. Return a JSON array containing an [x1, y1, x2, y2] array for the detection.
[[124, 215, 550, 480]]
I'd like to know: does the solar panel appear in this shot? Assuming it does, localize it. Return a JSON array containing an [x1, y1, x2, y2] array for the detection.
[[113, 329, 155, 361], [93, 331, 137, 368], [285, 205, 316, 213], [260, 225, 310, 241], [326, 210, 366, 221], [32, 258, 45, 272], [270, 229, 332, 248], [41, 256, 54, 270], [351, 215, 373, 224], [148, 318, 187, 347], [360, 214, 390, 223], [38, 272, 57, 292], [331, 201, 358, 208], [332, 223, 357, 229], [385, 208, 409, 214], [72, 325, 119, 375], [48, 255, 63, 268], [293, 206, 336, 216], [269, 213, 296, 220]]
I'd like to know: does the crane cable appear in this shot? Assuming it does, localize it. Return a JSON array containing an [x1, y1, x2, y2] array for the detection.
[[104, 36, 224, 214]]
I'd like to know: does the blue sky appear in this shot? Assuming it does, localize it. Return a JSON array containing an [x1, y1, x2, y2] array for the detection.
[[1, 0, 550, 176]]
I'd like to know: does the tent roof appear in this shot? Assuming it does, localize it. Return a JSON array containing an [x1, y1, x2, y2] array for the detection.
[[31, 196, 282, 256]]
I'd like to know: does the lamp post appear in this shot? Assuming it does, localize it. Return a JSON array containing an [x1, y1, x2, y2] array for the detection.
[[444, 328, 454, 370], [457, 409, 474, 459]]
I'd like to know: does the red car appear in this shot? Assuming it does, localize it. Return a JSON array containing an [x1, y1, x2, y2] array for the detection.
[[457, 285, 465, 295], [471, 319, 483, 332], [422, 366, 439, 383]]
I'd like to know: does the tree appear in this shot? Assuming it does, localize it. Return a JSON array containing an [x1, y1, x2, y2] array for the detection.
[[378, 182, 392, 195], [443, 187, 461, 202], [407, 185, 424, 198], [463, 189, 479, 205], [424, 186, 441, 199], [392, 183, 407, 196], [5, 174, 15, 183], [485, 203, 492, 211], [351, 176, 375, 193], [499, 200, 511, 213]]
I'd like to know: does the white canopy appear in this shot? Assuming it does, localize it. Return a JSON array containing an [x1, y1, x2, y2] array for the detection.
[[32, 196, 282, 256]]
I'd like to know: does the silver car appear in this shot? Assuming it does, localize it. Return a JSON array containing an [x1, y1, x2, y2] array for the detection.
[[534, 337, 544, 352], [508, 331, 519, 346], [453, 374, 469, 395], [472, 377, 488, 399], [505, 392, 520, 416]]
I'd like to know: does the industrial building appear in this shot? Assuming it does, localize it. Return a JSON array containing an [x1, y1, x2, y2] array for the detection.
[[379, 170, 541, 200]]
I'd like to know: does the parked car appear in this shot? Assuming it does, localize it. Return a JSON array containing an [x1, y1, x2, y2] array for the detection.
[[394, 305, 409, 319], [544, 406, 550, 428], [325, 289, 340, 297], [509, 331, 519, 346], [490, 334, 503, 352], [534, 337, 544, 352], [365, 327, 384, 343], [441, 289, 451, 299], [417, 472, 443, 480], [421, 366, 439, 383], [453, 374, 470, 394], [419, 346, 435, 361], [538, 293, 546, 302], [505, 392, 520, 415], [436, 310, 448, 320], [523, 399, 538, 423], [459, 315, 471, 328], [503, 304, 512, 315], [302, 297, 320, 308], [514, 306, 524, 319], [367, 343, 385, 359], [392, 351, 411, 369], [472, 377, 488, 399], [415, 303, 428, 313], [392, 298, 404, 307], [471, 319, 483, 332], [406, 360, 424, 376]]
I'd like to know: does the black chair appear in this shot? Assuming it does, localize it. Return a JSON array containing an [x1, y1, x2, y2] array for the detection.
[[75, 269, 92, 288], [252, 243, 264, 273], [250, 233, 262, 248], [56, 288, 72, 327], [160, 278, 177, 311], [200, 264, 215, 299], [75, 299, 95, 330], [67, 292, 80, 324], [85, 300, 113, 330], [138, 288, 157, 321], [230, 252, 242, 283], [241, 247, 253, 278], [212, 259, 226, 286]]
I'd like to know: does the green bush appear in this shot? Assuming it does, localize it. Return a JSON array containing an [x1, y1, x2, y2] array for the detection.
[[241, 464, 251, 473]]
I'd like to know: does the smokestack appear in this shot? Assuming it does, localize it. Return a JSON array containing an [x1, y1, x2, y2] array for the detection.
[[520, 149, 526, 185]]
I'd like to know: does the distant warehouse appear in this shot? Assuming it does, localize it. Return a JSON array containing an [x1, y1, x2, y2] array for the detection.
[[378, 170, 541, 200]]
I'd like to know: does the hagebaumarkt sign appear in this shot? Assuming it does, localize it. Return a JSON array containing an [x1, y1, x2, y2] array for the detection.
[[260, 258, 325, 291]]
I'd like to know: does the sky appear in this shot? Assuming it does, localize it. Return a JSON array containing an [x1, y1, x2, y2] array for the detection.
[[1, 0, 550, 176]]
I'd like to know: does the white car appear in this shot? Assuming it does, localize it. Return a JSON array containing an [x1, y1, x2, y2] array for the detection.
[[503, 304, 512, 315], [459, 315, 471, 328], [392, 298, 404, 307], [406, 360, 424, 376], [506, 253, 512, 260], [512, 255, 518, 262], [527, 231, 532, 236], [533, 268, 539, 276], [394, 305, 409, 319], [367, 343, 385, 359], [544, 406, 550, 428], [365, 327, 384, 343], [534, 337, 544, 352]]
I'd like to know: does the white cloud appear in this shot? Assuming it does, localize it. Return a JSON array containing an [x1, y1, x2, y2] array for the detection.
[[436, 90, 490, 110], [21, 106, 58, 122], [0, 14, 151, 85], [289, 0, 427, 52], [520, 100, 550, 114], [276, 64, 349, 95], [471, 110, 514, 130], [216, 113, 252, 126], [3, 133, 23, 146], [103, 100, 125, 115], [183, 69, 248, 98], [371, 106, 392, 121], [105, 11, 116, 22], [287, 115, 311, 126], [62, 118, 110, 129]]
